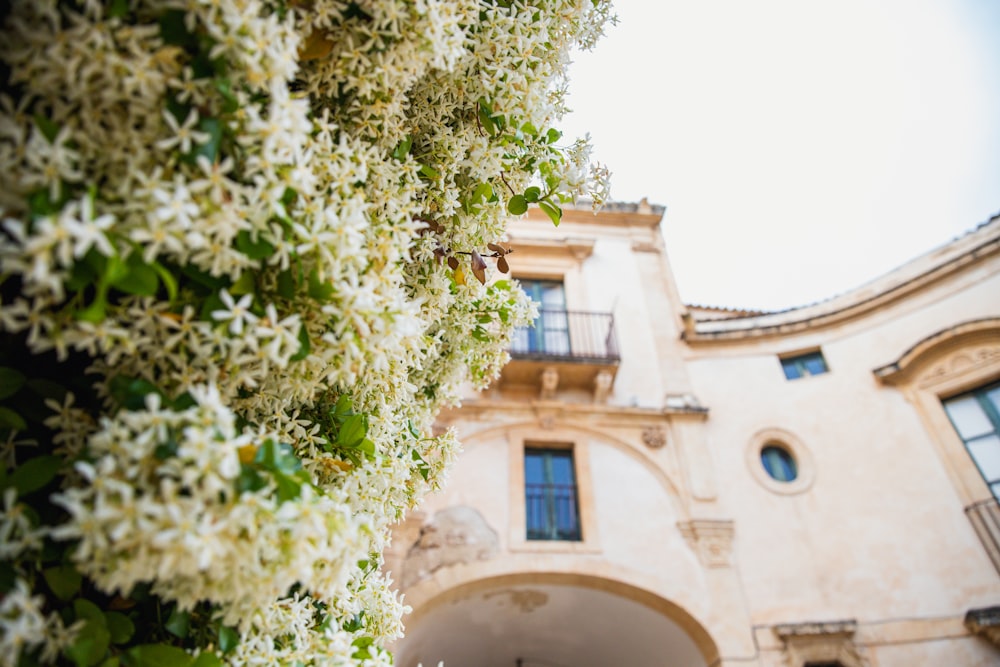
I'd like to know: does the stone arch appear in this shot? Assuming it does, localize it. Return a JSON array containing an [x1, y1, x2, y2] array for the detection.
[[874, 317, 1000, 390], [395, 564, 721, 667], [456, 418, 690, 521]]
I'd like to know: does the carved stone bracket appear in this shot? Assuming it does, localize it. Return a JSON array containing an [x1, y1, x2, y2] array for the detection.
[[965, 606, 1000, 647], [773, 619, 867, 667], [641, 426, 667, 449], [539, 366, 559, 400], [593, 370, 613, 404], [678, 519, 734, 568]]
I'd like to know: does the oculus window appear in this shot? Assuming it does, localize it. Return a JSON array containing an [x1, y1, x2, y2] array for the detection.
[[524, 447, 581, 541], [761, 444, 798, 482], [943, 381, 1000, 501], [780, 350, 829, 380]]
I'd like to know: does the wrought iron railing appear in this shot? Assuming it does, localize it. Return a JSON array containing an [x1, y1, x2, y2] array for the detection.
[[525, 482, 581, 541], [511, 309, 619, 362]]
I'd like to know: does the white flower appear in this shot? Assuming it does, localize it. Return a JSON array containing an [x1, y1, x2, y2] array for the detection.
[[212, 290, 258, 336], [155, 109, 211, 154]]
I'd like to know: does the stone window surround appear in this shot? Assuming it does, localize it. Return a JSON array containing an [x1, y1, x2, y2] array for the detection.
[[506, 427, 601, 554], [746, 427, 816, 496], [873, 318, 1000, 574]]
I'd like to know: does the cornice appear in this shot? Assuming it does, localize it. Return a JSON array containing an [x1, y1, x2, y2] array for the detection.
[[683, 217, 1000, 344]]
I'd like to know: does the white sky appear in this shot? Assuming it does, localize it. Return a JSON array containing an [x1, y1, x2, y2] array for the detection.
[[560, 0, 1000, 310]]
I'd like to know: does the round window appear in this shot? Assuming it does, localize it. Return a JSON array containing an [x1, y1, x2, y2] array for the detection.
[[760, 445, 797, 482]]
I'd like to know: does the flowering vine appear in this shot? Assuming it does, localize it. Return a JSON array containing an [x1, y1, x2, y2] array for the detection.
[[0, 0, 612, 664]]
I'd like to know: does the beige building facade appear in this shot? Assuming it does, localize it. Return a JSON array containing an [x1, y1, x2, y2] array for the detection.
[[388, 203, 1000, 667]]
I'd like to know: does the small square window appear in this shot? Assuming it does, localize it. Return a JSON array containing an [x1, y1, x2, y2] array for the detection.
[[524, 447, 581, 541], [780, 351, 829, 380]]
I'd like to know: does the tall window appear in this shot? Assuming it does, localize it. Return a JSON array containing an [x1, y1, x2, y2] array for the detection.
[[524, 447, 581, 541], [513, 279, 570, 355], [943, 381, 1000, 501]]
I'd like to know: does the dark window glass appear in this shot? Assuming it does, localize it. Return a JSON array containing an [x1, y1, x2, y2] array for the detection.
[[944, 381, 1000, 501], [780, 351, 829, 380], [525, 448, 581, 541], [761, 445, 798, 482], [513, 280, 570, 355]]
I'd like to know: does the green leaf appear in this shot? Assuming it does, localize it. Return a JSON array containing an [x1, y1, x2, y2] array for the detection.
[[106, 612, 135, 645], [356, 438, 375, 457], [108, 376, 162, 412], [34, 114, 61, 143], [391, 136, 412, 161], [75, 294, 108, 324], [194, 117, 222, 163], [276, 269, 296, 300], [26, 379, 68, 402], [66, 619, 111, 667], [108, 0, 128, 19], [523, 186, 541, 203], [469, 183, 494, 211], [507, 195, 527, 215], [332, 395, 354, 423], [111, 254, 159, 296], [150, 261, 179, 302], [418, 163, 440, 179], [230, 271, 256, 296], [289, 324, 310, 362], [165, 608, 190, 639], [218, 626, 239, 654], [236, 464, 266, 494], [6, 456, 61, 495], [74, 599, 106, 624], [0, 367, 26, 400], [538, 199, 562, 226], [337, 414, 367, 449], [307, 269, 335, 301], [198, 291, 226, 323], [546, 128, 562, 144], [123, 644, 194, 667], [235, 231, 275, 261], [191, 653, 222, 667], [159, 10, 198, 49], [407, 419, 421, 439], [43, 564, 82, 601]]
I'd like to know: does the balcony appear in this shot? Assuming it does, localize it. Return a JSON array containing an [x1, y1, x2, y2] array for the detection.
[[502, 309, 620, 399]]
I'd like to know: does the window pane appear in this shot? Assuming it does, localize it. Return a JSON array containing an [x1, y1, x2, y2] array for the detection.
[[803, 355, 828, 375], [986, 385, 1000, 413], [539, 282, 566, 308], [524, 453, 545, 484], [967, 435, 1000, 482], [549, 454, 575, 485], [944, 396, 993, 440], [761, 446, 797, 482], [781, 360, 801, 380], [543, 330, 570, 355]]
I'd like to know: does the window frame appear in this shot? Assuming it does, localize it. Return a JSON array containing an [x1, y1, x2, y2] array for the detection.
[[523, 446, 582, 541], [507, 430, 600, 554], [780, 349, 830, 380], [943, 380, 1000, 502]]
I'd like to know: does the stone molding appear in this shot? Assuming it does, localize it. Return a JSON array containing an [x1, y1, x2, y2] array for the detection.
[[773, 619, 867, 667], [965, 605, 1000, 647], [641, 426, 667, 449], [677, 519, 734, 568]]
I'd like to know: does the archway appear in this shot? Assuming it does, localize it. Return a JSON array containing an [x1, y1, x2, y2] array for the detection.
[[395, 572, 718, 667]]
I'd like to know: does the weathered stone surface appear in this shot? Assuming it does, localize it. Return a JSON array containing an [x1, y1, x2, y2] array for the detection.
[[402, 506, 499, 588]]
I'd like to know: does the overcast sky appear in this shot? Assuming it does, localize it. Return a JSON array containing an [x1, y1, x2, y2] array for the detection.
[[560, 0, 1000, 310]]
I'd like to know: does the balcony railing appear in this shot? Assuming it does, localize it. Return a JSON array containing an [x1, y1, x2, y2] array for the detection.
[[511, 309, 619, 362], [525, 482, 581, 541]]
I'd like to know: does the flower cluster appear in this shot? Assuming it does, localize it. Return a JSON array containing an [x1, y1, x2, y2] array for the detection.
[[0, 0, 612, 664]]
